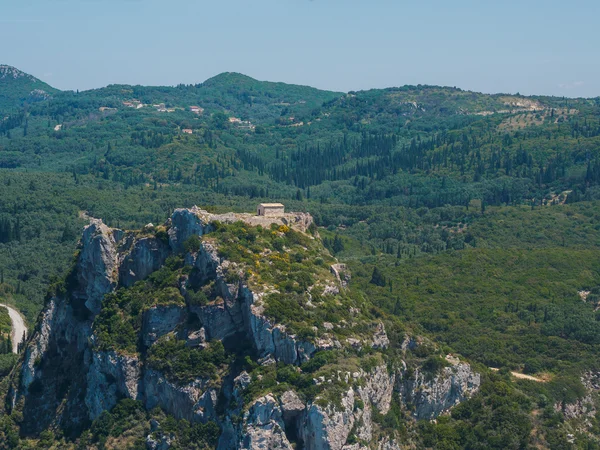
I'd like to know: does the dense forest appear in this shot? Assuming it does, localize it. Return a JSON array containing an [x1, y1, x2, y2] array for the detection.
[[1, 65, 600, 448]]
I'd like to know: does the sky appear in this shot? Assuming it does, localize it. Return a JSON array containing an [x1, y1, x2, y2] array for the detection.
[[1, 0, 599, 97]]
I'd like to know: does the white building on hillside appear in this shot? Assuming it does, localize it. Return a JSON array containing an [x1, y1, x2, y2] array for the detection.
[[257, 203, 285, 217]]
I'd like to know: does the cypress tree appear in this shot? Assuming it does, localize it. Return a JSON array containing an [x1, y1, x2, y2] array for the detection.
[[370, 267, 386, 287]]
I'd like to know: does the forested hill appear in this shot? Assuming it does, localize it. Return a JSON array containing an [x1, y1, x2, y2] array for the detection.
[[0, 65, 58, 113]]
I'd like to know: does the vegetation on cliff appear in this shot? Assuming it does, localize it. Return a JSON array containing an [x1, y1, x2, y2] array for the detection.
[[94, 256, 186, 353]]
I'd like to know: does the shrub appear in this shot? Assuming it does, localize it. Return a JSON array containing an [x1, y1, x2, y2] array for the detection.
[[187, 289, 208, 306], [183, 235, 201, 253], [421, 356, 450, 375], [148, 339, 229, 384]]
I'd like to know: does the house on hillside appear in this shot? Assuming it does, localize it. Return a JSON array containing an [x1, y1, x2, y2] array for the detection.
[[257, 203, 285, 217], [182, 129, 193, 134], [190, 106, 204, 114]]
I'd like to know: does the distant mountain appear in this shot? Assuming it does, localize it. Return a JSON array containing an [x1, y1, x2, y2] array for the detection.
[[0, 65, 58, 113], [194, 72, 343, 122], [201, 71, 341, 104]]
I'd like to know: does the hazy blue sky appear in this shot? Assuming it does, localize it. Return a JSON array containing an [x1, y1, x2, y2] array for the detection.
[[1, 0, 599, 97]]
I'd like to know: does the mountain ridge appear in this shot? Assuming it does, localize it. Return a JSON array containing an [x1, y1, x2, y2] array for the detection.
[[0, 64, 58, 113], [5, 63, 599, 101]]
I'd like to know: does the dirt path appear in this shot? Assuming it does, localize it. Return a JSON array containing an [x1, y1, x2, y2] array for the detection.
[[490, 367, 546, 382], [0, 304, 27, 353]]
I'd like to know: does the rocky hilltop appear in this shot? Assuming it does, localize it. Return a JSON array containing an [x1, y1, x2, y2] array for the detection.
[[0, 64, 57, 111], [8, 207, 480, 449]]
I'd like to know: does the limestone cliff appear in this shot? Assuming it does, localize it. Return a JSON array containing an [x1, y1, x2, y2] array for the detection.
[[8, 207, 481, 448]]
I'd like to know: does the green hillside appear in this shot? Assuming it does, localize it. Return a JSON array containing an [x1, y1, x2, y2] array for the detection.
[[0, 65, 58, 113]]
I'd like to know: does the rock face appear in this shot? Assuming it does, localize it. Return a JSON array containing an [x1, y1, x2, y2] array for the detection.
[[76, 219, 119, 315], [397, 362, 481, 420], [144, 369, 218, 423], [169, 207, 213, 252], [371, 322, 390, 350], [553, 371, 599, 431], [10, 207, 481, 447], [240, 286, 316, 365], [119, 237, 170, 287], [85, 351, 142, 420], [239, 395, 294, 450], [188, 240, 318, 365], [142, 305, 184, 348]]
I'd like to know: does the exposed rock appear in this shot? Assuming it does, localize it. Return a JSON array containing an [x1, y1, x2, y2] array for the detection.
[[10, 207, 482, 448], [239, 395, 293, 450], [76, 219, 119, 315], [330, 264, 351, 288], [85, 351, 142, 420], [146, 432, 174, 450], [553, 371, 599, 429], [144, 368, 217, 423], [240, 285, 316, 365], [235, 371, 252, 391], [168, 207, 213, 252], [20, 299, 57, 391], [142, 305, 184, 348], [280, 390, 305, 423], [186, 328, 206, 347], [400, 335, 419, 353], [120, 237, 170, 287], [191, 303, 238, 342], [299, 388, 357, 450], [316, 336, 342, 351], [346, 338, 362, 350], [377, 438, 402, 450], [363, 365, 395, 415], [323, 284, 340, 296], [371, 322, 389, 349], [342, 445, 368, 450], [397, 362, 481, 420], [15, 295, 94, 434]]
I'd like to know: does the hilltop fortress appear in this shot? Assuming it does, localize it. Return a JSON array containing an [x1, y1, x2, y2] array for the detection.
[[189, 203, 313, 233]]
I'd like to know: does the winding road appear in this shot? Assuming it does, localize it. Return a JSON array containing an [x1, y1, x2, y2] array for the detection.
[[0, 304, 27, 353]]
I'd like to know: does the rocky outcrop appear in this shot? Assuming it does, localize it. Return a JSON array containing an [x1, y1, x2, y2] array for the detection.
[[190, 240, 317, 365], [15, 296, 94, 435], [169, 207, 214, 252], [242, 287, 316, 365], [19, 299, 57, 392], [144, 368, 218, 423], [142, 305, 184, 348], [239, 395, 294, 450], [10, 207, 482, 448], [371, 322, 390, 350], [299, 388, 365, 450], [76, 219, 119, 314], [119, 237, 170, 287], [330, 264, 351, 288], [362, 365, 395, 415], [191, 302, 238, 342], [377, 438, 402, 450], [554, 371, 599, 431], [397, 362, 481, 420], [85, 350, 142, 420], [280, 390, 305, 424]]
